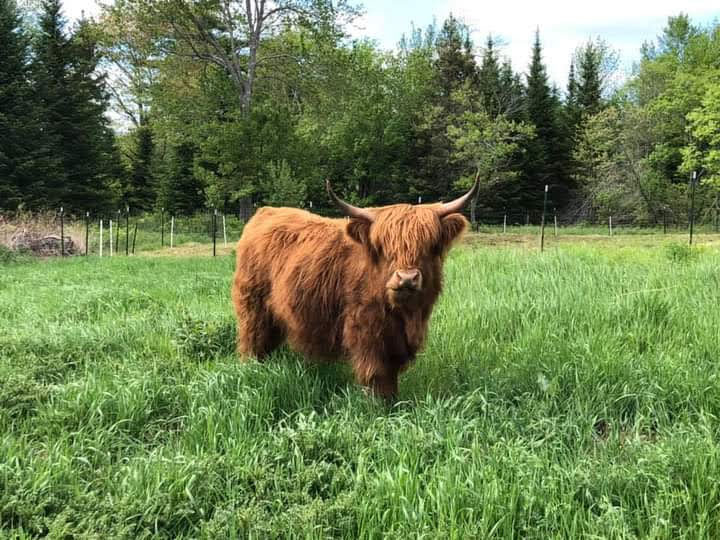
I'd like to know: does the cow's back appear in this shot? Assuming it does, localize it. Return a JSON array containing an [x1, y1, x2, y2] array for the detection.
[[234, 207, 352, 357]]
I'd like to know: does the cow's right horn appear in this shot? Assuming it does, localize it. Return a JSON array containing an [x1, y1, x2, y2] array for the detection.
[[326, 180, 375, 222], [436, 170, 480, 218]]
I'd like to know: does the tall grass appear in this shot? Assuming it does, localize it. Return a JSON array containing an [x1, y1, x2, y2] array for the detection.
[[1, 243, 719, 537]]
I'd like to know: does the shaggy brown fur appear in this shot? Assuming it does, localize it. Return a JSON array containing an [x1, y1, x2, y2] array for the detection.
[[231, 202, 468, 398]]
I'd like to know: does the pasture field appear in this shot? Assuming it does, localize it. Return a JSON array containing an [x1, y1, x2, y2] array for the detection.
[[1, 237, 720, 538]]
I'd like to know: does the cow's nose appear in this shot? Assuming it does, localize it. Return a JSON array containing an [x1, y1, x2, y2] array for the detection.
[[396, 269, 422, 290]]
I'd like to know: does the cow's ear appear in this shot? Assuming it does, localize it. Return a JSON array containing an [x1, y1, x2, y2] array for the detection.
[[440, 213, 468, 248], [346, 218, 372, 246]]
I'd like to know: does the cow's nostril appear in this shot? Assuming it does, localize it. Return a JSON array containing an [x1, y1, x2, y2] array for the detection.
[[396, 269, 422, 289]]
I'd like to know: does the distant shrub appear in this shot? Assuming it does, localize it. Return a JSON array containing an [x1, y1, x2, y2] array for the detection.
[[0, 244, 16, 263], [664, 242, 699, 263], [174, 312, 235, 361]]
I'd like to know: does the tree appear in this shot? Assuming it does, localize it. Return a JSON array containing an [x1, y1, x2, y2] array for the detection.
[[127, 121, 155, 211], [682, 81, 720, 190], [434, 15, 477, 102], [30, 1, 118, 212], [0, 0, 58, 209], [478, 35, 501, 118], [138, 0, 358, 112], [447, 84, 534, 218], [158, 140, 204, 214], [574, 38, 618, 117], [573, 106, 669, 221], [97, 0, 157, 128], [522, 30, 571, 209]]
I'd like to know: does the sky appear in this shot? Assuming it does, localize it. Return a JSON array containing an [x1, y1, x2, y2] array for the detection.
[[64, 0, 719, 89]]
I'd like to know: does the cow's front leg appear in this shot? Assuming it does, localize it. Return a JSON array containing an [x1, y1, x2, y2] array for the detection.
[[351, 352, 399, 401]]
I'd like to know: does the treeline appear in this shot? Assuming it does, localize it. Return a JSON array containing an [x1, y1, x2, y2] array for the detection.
[[1, 0, 718, 221]]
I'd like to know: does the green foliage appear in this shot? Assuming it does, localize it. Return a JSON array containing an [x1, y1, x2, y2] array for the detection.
[[682, 82, 720, 189], [126, 121, 155, 211], [663, 242, 699, 263], [174, 312, 235, 361], [0, 244, 18, 263], [264, 160, 307, 207]]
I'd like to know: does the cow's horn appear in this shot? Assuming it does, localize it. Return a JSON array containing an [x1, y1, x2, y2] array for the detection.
[[437, 170, 480, 218], [326, 179, 375, 222]]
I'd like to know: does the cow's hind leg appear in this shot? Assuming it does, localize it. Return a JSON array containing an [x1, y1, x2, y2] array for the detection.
[[232, 280, 284, 360]]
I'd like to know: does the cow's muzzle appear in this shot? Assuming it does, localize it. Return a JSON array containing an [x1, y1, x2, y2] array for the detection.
[[388, 268, 423, 292]]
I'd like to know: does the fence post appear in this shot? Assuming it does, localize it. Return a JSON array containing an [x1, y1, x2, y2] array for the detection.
[[115, 210, 120, 252], [132, 223, 138, 254], [554, 209, 558, 237], [609, 216, 613, 236], [170, 216, 174, 248], [689, 171, 697, 246], [161, 208, 165, 247], [503, 212, 507, 234], [99, 219, 103, 257], [60, 207, 64, 257], [125, 206, 130, 256], [85, 212, 89, 256], [223, 214, 227, 247], [110, 219, 113, 256], [540, 185, 548, 252], [212, 208, 217, 257]]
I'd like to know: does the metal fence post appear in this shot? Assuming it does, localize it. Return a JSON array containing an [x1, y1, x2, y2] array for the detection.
[[212, 208, 217, 257], [540, 185, 548, 252], [60, 207, 64, 257], [85, 211, 89, 256], [125, 205, 130, 255], [689, 171, 697, 245]]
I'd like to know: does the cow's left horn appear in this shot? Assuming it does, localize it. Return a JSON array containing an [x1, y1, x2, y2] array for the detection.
[[436, 170, 480, 218], [326, 180, 375, 222]]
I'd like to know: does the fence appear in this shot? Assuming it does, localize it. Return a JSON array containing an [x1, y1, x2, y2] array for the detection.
[[2, 204, 719, 258]]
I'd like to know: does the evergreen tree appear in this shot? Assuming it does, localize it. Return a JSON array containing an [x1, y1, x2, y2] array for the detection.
[[478, 35, 501, 117], [30, 1, 116, 212], [158, 141, 203, 215], [0, 0, 61, 209], [127, 121, 155, 211], [411, 15, 480, 202], [0, 0, 30, 207], [434, 15, 477, 102], [565, 60, 582, 132], [523, 29, 572, 210], [577, 41, 603, 116]]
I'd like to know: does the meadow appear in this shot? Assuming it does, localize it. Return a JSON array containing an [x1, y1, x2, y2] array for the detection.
[[1, 235, 720, 538]]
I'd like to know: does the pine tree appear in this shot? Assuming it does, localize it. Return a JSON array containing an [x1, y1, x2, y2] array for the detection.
[[411, 15, 480, 202], [499, 59, 525, 121], [478, 35, 501, 117], [565, 60, 582, 131], [0, 0, 61, 209], [30, 1, 116, 212], [523, 29, 572, 210], [0, 0, 28, 207], [577, 41, 602, 117], [434, 15, 477, 102], [158, 141, 203, 215], [127, 121, 155, 211]]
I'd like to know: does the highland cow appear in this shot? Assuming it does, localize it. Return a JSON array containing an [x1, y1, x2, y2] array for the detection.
[[231, 175, 479, 398]]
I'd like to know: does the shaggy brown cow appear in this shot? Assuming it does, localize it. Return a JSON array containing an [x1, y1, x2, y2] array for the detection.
[[231, 175, 478, 398]]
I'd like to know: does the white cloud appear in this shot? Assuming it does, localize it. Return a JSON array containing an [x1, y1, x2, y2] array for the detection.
[[443, 0, 718, 88]]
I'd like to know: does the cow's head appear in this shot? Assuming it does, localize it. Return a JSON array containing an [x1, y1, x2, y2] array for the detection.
[[327, 175, 478, 307]]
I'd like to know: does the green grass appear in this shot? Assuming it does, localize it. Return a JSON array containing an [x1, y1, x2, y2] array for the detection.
[[1, 241, 720, 538]]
